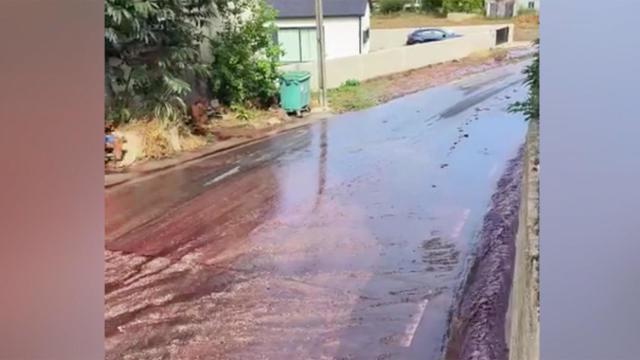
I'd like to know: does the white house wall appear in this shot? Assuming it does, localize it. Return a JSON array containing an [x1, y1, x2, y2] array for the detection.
[[360, 3, 371, 54], [275, 17, 361, 60], [516, 0, 539, 11]]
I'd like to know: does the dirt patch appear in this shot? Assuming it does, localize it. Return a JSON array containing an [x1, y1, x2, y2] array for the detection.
[[198, 106, 289, 140], [513, 13, 539, 42], [443, 147, 524, 360]]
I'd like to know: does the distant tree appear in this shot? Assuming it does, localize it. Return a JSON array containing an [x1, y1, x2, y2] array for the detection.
[[379, 0, 408, 14], [421, 0, 443, 13], [509, 39, 539, 121], [442, 0, 484, 13]]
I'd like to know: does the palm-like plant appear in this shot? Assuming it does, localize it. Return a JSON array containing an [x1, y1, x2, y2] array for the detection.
[[105, 0, 221, 124]]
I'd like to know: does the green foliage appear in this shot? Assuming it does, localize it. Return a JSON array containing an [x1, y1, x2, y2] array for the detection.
[[328, 81, 378, 112], [442, 0, 484, 13], [104, 0, 223, 124], [379, 0, 408, 14], [517, 7, 538, 15], [421, 0, 444, 13], [230, 104, 252, 121], [208, 0, 283, 107], [343, 79, 361, 87], [509, 39, 539, 121]]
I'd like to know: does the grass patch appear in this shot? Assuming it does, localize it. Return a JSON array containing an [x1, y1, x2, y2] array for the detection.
[[328, 79, 387, 113]]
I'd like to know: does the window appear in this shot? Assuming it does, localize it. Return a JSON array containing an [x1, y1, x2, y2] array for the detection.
[[528, 1, 535, 8], [276, 27, 318, 63], [363, 28, 370, 44]]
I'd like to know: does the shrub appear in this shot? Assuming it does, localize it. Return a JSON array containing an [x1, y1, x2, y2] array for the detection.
[[442, 0, 484, 13], [508, 39, 539, 121], [379, 0, 407, 14], [421, 0, 444, 13], [208, 0, 283, 107], [343, 79, 361, 87], [104, 0, 220, 125]]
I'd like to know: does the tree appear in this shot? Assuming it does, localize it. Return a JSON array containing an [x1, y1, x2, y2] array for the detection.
[[442, 0, 484, 13], [421, 0, 443, 13], [207, 0, 283, 106], [104, 0, 224, 124], [379, 0, 408, 14], [509, 39, 539, 121]]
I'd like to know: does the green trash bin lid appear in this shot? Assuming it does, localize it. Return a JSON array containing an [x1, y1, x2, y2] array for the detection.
[[280, 71, 311, 83]]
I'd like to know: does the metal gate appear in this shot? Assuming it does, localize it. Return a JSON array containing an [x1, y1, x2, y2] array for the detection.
[[496, 27, 509, 45]]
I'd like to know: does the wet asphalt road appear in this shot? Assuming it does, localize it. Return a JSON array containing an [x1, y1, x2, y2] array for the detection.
[[105, 62, 529, 360]]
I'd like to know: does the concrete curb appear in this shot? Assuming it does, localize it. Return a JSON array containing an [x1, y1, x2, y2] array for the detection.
[[104, 113, 330, 189], [505, 120, 539, 360]]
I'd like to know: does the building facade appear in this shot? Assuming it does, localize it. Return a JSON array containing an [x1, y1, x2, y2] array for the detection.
[[268, 0, 371, 63]]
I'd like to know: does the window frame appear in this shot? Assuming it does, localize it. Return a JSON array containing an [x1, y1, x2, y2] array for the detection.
[[275, 26, 324, 64], [363, 28, 370, 45]]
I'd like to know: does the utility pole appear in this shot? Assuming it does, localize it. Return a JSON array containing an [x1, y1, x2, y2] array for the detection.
[[314, 0, 328, 109]]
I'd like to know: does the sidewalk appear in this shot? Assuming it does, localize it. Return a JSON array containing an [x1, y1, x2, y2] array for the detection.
[[105, 111, 331, 189]]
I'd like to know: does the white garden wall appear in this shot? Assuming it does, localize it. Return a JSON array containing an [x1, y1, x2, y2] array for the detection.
[[281, 25, 513, 91]]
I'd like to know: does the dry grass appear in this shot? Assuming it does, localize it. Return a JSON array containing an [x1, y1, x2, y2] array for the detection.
[[371, 12, 509, 29], [119, 119, 207, 159], [209, 107, 287, 130]]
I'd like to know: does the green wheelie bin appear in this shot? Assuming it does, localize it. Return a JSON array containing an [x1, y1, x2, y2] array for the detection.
[[279, 71, 311, 117]]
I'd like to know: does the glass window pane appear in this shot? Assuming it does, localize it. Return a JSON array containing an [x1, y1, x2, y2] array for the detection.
[[278, 29, 301, 62], [300, 28, 317, 62]]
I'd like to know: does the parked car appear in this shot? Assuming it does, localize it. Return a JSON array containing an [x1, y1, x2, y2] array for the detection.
[[406, 28, 461, 45]]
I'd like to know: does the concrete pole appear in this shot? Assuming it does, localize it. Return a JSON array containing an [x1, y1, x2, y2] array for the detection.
[[314, 0, 328, 109]]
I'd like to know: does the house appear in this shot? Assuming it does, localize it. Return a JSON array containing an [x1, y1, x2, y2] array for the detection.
[[485, 0, 516, 17], [516, 0, 539, 12], [267, 0, 371, 63], [486, 0, 538, 17]]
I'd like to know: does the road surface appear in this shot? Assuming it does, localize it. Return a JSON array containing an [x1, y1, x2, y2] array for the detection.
[[105, 61, 529, 360]]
